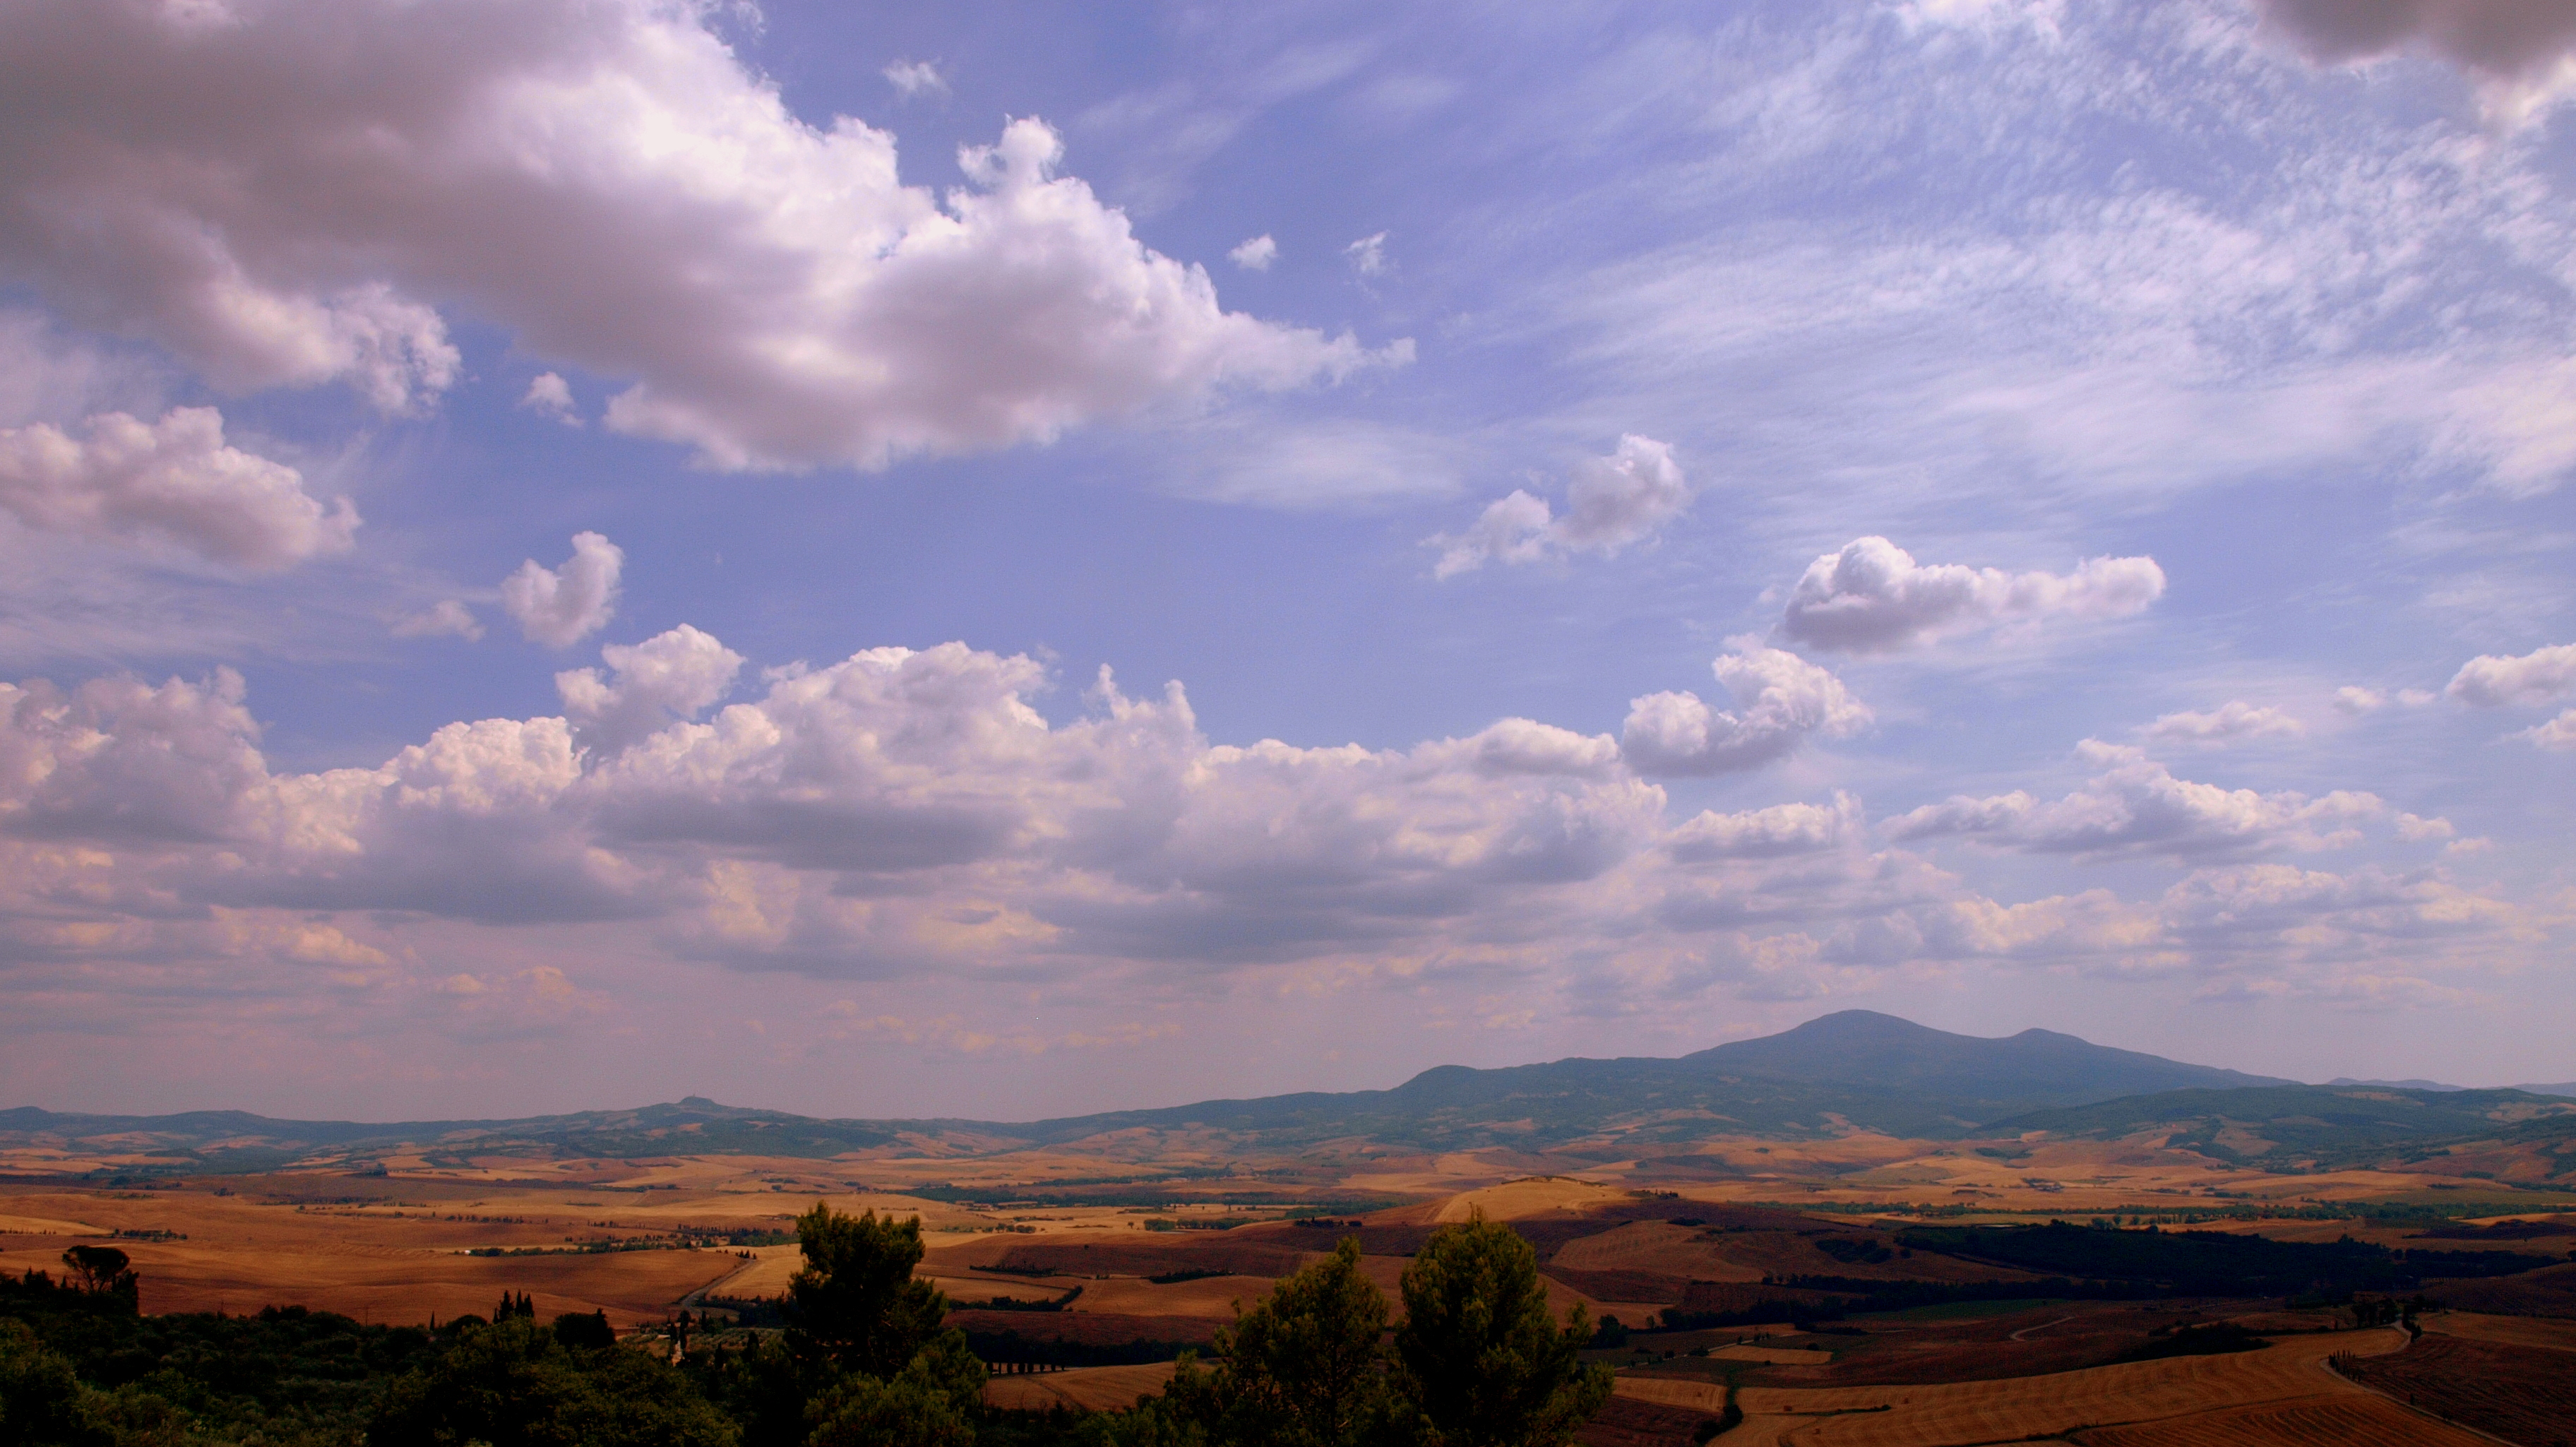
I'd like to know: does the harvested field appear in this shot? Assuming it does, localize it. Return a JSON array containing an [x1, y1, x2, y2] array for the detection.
[[1554, 1220, 1761, 1280], [1732, 1326, 2409, 1446], [980, 1238, 1318, 1279], [1612, 1376, 1731, 1415], [1547, 1267, 1693, 1304], [2423, 1309, 2576, 1352], [1068, 1273, 1272, 1318], [2423, 1260, 2576, 1317], [2070, 1395, 2495, 1446], [0, 1225, 741, 1326], [1713, 1345, 1832, 1364], [2337, 1330, 2576, 1444], [1578, 1393, 1728, 1447], [982, 1362, 1176, 1412], [1436, 1178, 1630, 1222], [1776, 1304, 2251, 1388]]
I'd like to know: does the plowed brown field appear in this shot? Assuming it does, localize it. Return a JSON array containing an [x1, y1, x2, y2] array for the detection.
[[2070, 1395, 2491, 1446], [2338, 1330, 2576, 1445], [1731, 1327, 2416, 1446]]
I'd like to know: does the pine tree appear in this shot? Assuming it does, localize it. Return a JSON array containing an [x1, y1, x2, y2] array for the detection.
[[1393, 1212, 1610, 1447]]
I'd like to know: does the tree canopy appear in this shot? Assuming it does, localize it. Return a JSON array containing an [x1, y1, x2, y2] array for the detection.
[[1394, 1214, 1609, 1447], [787, 1204, 951, 1379]]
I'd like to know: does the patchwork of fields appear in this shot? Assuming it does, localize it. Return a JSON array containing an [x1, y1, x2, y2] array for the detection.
[[4, 1137, 2569, 1445]]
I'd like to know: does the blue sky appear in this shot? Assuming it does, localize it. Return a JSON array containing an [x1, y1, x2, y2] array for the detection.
[[1, 0, 2572, 1120]]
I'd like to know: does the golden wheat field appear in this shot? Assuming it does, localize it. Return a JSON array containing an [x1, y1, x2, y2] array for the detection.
[[2422, 1309, 2576, 1353]]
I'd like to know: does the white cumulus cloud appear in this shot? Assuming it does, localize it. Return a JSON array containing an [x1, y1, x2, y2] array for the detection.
[[2515, 710, 2576, 750], [1885, 742, 2386, 861], [0, 0, 1390, 470], [0, 407, 356, 569], [2447, 641, 2576, 706], [1666, 792, 1864, 862], [501, 532, 624, 649], [1779, 537, 2165, 654], [556, 624, 744, 754], [1619, 641, 1870, 777], [520, 373, 578, 425], [2142, 701, 2306, 746], [1229, 235, 1279, 271], [1434, 435, 1692, 577]]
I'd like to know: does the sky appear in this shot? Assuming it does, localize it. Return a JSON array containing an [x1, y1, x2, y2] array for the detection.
[[3, 0, 2575, 1123]]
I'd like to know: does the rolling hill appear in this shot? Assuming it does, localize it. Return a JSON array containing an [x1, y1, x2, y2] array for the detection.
[[1988, 1084, 2576, 1178], [3, 1011, 2323, 1172]]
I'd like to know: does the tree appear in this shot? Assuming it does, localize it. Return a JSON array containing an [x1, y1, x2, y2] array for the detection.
[[804, 1330, 986, 1447], [787, 1205, 949, 1379], [554, 1309, 616, 1350], [1206, 1238, 1401, 1447], [1393, 1213, 1609, 1447], [0, 1320, 105, 1447], [56, 1248, 129, 1297], [370, 1314, 737, 1447]]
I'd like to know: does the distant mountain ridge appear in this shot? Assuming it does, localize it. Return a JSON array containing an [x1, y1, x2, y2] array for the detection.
[[3, 1011, 2311, 1172]]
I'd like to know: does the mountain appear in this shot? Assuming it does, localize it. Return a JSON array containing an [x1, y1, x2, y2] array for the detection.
[[2327, 1077, 2465, 1091], [1987, 1084, 2576, 1175], [1, 1012, 2308, 1172], [1002, 1011, 2294, 1150], [2516, 1082, 2576, 1098]]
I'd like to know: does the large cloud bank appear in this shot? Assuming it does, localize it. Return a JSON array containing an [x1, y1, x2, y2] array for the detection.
[[1885, 742, 2388, 861], [0, 0, 1386, 468], [0, 633, 2525, 1010]]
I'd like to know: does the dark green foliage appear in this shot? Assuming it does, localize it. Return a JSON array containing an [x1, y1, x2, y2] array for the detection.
[[2110, 1321, 2269, 1363], [370, 1315, 736, 1447], [788, 1204, 950, 1378], [1813, 1237, 1891, 1266], [1395, 1214, 1609, 1447], [1, 1319, 106, 1447], [955, 1328, 1205, 1369], [1198, 1239, 1403, 1447], [805, 1331, 986, 1447], [553, 1310, 616, 1350], [59, 1248, 133, 1297], [1, 1268, 444, 1443], [683, 1332, 823, 1447]]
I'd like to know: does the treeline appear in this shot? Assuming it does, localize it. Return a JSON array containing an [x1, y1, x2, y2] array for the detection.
[[1, 1210, 1639, 1447]]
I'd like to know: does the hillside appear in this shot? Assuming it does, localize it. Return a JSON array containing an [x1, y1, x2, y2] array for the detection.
[[1988, 1084, 2576, 1179], [1, 1011, 2319, 1173]]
